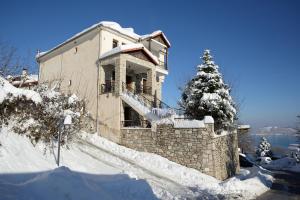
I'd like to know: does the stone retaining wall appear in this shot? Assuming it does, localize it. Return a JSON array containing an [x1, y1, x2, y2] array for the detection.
[[120, 123, 239, 180]]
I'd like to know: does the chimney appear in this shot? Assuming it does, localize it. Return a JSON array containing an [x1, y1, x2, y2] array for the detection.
[[22, 68, 28, 76]]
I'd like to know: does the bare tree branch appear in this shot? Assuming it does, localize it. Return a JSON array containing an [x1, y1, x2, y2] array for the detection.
[[0, 40, 22, 77]]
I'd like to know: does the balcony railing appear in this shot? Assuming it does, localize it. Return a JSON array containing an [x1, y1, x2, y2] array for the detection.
[[125, 83, 152, 96], [122, 82, 172, 110], [121, 120, 151, 128], [136, 85, 152, 96], [101, 80, 153, 96], [159, 60, 167, 70]]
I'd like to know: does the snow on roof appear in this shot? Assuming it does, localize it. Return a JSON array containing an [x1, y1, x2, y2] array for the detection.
[[174, 118, 205, 128], [28, 74, 39, 81], [100, 21, 140, 39], [35, 51, 47, 58], [141, 30, 171, 47], [238, 125, 251, 129], [36, 21, 170, 59], [153, 115, 208, 129], [0, 76, 41, 104], [204, 116, 214, 124], [99, 43, 159, 65], [8, 74, 39, 88]]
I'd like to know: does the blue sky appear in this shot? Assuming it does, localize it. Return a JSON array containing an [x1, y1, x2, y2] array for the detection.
[[1, 0, 299, 128]]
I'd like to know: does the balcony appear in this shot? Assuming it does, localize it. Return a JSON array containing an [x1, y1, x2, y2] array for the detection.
[[158, 60, 168, 70], [122, 82, 152, 96]]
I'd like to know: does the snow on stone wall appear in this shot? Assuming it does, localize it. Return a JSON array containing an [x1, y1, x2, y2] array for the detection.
[[121, 123, 239, 180]]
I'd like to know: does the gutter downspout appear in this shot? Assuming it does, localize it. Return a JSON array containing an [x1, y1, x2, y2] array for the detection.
[[37, 50, 41, 82], [96, 26, 102, 134]]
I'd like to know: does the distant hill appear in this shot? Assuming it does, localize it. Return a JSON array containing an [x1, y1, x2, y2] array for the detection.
[[258, 126, 298, 135]]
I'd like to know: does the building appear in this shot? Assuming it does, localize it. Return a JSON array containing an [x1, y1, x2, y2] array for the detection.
[[37, 21, 239, 180], [37, 21, 170, 143], [7, 68, 38, 89]]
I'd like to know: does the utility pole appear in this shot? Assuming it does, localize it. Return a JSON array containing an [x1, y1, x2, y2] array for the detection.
[[57, 115, 72, 166], [57, 120, 64, 166]]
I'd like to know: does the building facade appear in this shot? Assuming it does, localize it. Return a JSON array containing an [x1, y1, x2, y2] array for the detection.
[[37, 22, 170, 143], [37, 21, 239, 180]]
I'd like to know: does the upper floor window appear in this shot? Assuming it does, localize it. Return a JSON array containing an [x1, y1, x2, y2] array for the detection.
[[112, 70, 115, 81], [113, 39, 118, 48]]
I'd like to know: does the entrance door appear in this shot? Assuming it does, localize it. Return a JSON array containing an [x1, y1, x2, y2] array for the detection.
[[142, 78, 147, 94], [124, 107, 132, 127]]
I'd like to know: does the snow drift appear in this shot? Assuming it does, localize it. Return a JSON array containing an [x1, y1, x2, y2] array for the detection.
[[0, 75, 41, 104], [0, 125, 273, 200]]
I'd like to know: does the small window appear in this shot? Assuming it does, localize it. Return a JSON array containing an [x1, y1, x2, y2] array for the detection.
[[122, 42, 126, 45], [156, 76, 159, 82], [68, 80, 72, 86], [112, 70, 115, 81], [112, 39, 118, 48]]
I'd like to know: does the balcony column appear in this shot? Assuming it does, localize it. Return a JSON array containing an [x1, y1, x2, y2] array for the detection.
[[115, 55, 126, 95], [146, 67, 156, 99], [156, 75, 165, 101]]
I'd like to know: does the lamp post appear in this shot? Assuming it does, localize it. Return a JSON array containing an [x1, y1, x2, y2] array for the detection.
[[57, 115, 72, 166]]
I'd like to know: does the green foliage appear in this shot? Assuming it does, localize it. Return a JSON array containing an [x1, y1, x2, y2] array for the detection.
[[180, 50, 236, 129]]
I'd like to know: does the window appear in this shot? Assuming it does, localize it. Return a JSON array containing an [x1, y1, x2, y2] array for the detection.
[[112, 70, 115, 81], [122, 42, 126, 45], [156, 76, 159, 82], [112, 39, 118, 48]]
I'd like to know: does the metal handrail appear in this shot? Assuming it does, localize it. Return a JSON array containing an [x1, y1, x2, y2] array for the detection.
[[122, 82, 172, 110], [122, 82, 154, 108], [121, 120, 151, 128], [158, 60, 168, 70], [128, 84, 152, 95]]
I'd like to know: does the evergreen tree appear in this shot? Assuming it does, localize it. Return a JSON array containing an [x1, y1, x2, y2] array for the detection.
[[180, 50, 236, 129], [256, 137, 272, 157], [297, 115, 300, 133]]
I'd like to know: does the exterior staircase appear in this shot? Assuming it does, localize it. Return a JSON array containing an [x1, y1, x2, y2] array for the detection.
[[120, 82, 175, 123]]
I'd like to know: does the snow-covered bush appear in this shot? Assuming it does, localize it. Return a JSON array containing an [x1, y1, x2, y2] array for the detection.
[[260, 157, 272, 165], [289, 146, 300, 163], [180, 50, 236, 130], [0, 78, 88, 145], [291, 152, 300, 163], [256, 137, 272, 157]]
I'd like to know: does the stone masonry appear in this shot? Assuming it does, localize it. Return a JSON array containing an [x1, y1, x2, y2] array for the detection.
[[120, 122, 240, 180]]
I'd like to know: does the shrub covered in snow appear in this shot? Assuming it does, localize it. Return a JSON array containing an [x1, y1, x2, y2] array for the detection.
[[0, 77, 88, 145], [180, 50, 236, 129], [256, 137, 272, 157], [289, 145, 300, 163], [291, 152, 300, 163]]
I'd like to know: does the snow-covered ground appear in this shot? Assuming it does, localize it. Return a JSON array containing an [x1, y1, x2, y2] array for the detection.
[[0, 75, 41, 104], [0, 125, 273, 200], [261, 157, 300, 173]]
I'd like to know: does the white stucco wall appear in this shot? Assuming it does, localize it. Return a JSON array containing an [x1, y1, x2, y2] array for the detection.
[[38, 25, 169, 142]]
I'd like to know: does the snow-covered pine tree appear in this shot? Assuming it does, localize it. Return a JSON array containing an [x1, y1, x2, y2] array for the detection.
[[180, 50, 236, 129], [297, 115, 300, 133], [256, 137, 272, 157]]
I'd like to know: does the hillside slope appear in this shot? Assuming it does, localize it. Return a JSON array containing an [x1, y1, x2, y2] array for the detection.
[[0, 124, 273, 200]]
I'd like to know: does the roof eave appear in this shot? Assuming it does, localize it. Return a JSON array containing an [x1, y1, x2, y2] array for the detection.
[[36, 24, 102, 61], [100, 47, 158, 65], [36, 24, 140, 61]]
